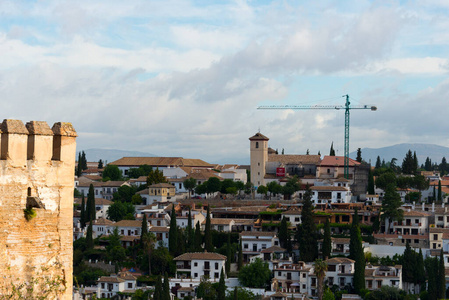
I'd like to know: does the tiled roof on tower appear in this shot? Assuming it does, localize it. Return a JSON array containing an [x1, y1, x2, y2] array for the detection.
[[249, 132, 269, 141]]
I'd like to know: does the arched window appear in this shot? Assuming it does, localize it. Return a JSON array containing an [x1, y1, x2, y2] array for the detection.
[[256, 142, 259, 149], [27, 187, 32, 197]]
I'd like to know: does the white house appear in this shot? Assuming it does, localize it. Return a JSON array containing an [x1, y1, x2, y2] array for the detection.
[[240, 231, 280, 262], [97, 272, 138, 299], [91, 217, 115, 238], [365, 264, 402, 290], [310, 185, 352, 205], [174, 252, 227, 281], [150, 226, 169, 248]]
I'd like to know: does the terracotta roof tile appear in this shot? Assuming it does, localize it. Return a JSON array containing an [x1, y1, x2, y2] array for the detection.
[[320, 156, 360, 167], [110, 157, 213, 168], [174, 252, 227, 261], [268, 154, 321, 164]]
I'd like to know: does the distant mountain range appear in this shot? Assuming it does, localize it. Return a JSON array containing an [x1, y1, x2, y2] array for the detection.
[[78, 148, 157, 164], [350, 143, 449, 166]]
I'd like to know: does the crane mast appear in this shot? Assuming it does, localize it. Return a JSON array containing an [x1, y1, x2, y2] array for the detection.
[[258, 95, 377, 179]]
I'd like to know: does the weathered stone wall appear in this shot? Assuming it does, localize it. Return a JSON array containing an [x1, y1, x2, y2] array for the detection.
[[0, 119, 76, 299]]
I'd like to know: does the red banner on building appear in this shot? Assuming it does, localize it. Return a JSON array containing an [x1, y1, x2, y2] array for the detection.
[[276, 167, 285, 177]]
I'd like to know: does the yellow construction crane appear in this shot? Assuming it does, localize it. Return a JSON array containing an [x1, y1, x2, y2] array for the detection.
[[258, 94, 377, 179]]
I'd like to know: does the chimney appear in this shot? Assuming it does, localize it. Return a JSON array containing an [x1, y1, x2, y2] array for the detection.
[[432, 202, 435, 212], [422, 203, 425, 211]]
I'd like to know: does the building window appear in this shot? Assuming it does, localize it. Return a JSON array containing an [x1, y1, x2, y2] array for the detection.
[[256, 142, 259, 148], [434, 234, 438, 240], [194, 262, 198, 267], [194, 273, 198, 278], [215, 263, 219, 270], [215, 272, 219, 278], [244, 244, 248, 249], [128, 283, 132, 289]]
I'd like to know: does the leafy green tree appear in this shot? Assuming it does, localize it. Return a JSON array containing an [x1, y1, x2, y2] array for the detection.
[[183, 177, 197, 198], [128, 164, 153, 179], [226, 287, 259, 300], [102, 164, 122, 181], [365, 286, 401, 300], [282, 176, 301, 199], [238, 258, 271, 288], [80, 194, 86, 228], [131, 194, 143, 205], [204, 205, 213, 252], [267, 181, 282, 199], [146, 168, 167, 186], [296, 187, 318, 262], [314, 259, 328, 300], [169, 205, 178, 255], [149, 247, 176, 276], [322, 218, 331, 259], [440, 157, 448, 175], [375, 171, 396, 191], [113, 185, 137, 203], [197, 277, 216, 300], [107, 201, 135, 222], [257, 185, 268, 197], [381, 184, 403, 232], [217, 269, 226, 300], [323, 288, 335, 300], [195, 183, 208, 196], [221, 179, 236, 194], [206, 177, 221, 195]]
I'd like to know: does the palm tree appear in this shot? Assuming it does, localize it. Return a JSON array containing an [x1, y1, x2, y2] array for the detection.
[[141, 232, 156, 275], [314, 259, 328, 300]]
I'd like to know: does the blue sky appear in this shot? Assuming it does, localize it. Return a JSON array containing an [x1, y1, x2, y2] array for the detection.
[[0, 0, 448, 164]]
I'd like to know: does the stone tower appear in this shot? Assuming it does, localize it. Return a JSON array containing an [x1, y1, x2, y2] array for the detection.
[[0, 119, 76, 299], [249, 132, 269, 188]]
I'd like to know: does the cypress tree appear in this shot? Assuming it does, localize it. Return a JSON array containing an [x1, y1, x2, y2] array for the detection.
[[279, 217, 289, 249], [88, 184, 96, 221], [217, 269, 226, 300], [238, 239, 243, 270], [415, 249, 425, 292], [438, 180, 442, 202], [98, 159, 103, 169], [296, 186, 318, 262], [349, 208, 365, 293], [169, 205, 178, 254], [402, 241, 415, 284], [438, 249, 445, 299], [329, 142, 335, 156], [356, 148, 362, 163], [153, 275, 162, 300], [194, 221, 202, 251], [187, 207, 193, 251], [86, 217, 93, 249], [226, 233, 231, 273], [233, 287, 238, 300], [427, 257, 438, 300], [375, 156, 382, 169], [322, 217, 331, 259], [204, 205, 213, 252], [76, 152, 82, 177], [349, 208, 359, 260], [81, 151, 87, 170], [413, 151, 418, 174], [80, 194, 86, 228], [163, 272, 170, 300], [141, 214, 148, 243], [367, 169, 375, 195]]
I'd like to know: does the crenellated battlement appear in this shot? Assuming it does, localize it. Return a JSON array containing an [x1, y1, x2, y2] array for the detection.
[[0, 118, 76, 300], [0, 119, 77, 165]]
